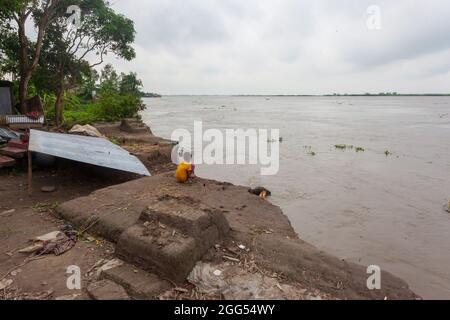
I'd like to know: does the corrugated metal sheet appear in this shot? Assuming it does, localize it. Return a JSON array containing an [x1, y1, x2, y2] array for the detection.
[[29, 129, 151, 176], [6, 115, 45, 125], [0, 86, 12, 115]]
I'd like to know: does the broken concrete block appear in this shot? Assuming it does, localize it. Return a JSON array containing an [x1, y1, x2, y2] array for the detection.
[[87, 279, 130, 300]]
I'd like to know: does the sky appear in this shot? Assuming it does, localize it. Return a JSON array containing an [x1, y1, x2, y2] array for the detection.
[[100, 0, 450, 95]]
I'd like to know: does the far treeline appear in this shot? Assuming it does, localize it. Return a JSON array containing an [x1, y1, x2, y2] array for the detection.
[[0, 0, 159, 126]]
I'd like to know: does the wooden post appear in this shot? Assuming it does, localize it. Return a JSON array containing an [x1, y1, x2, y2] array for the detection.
[[28, 150, 32, 196]]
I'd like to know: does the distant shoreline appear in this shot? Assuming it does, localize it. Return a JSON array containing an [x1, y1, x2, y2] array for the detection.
[[144, 93, 450, 97]]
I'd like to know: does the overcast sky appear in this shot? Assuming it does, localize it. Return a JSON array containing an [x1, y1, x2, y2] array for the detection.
[[101, 0, 450, 95]]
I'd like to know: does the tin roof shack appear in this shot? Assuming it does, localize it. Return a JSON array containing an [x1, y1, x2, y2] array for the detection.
[[0, 81, 13, 123]]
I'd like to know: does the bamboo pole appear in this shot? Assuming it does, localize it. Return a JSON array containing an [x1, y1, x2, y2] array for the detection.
[[28, 151, 32, 196]]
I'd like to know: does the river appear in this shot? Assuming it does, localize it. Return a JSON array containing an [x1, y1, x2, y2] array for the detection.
[[141, 96, 450, 299]]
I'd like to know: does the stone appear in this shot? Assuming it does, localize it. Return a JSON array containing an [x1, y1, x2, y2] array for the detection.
[[101, 262, 171, 299], [87, 279, 130, 300], [41, 185, 57, 193]]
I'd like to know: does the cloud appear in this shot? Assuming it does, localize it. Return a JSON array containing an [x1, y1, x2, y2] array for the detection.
[[99, 0, 450, 94]]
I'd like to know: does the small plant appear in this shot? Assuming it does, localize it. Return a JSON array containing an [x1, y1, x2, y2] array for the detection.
[[309, 151, 316, 156], [384, 150, 392, 156], [355, 147, 365, 152], [109, 137, 125, 145], [335, 144, 347, 150], [32, 202, 59, 213]]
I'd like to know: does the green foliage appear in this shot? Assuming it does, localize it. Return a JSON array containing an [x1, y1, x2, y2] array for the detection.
[[59, 64, 144, 126], [63, 107, 99, 126], [95, 90, 144, 121]]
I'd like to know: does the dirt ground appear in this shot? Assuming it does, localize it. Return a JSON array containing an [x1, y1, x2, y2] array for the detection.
[[0, 165, 122, 299], [0, 120, 174, 299], [0, 120, 420, 300]]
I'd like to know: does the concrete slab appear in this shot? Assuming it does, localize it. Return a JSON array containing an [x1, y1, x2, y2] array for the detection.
[[87, 279, 130, 300], [142, 195, 223, 239], [101, 262, 171, 299], [116, 224, 200, 283]]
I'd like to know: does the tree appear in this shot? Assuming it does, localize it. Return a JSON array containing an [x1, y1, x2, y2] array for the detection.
[[43, 0, 136, 124], [119, 72, 143, 96], [0, 0, 67, 113]]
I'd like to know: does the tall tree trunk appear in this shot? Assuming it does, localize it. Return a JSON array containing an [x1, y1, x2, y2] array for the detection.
[[18, 15, 29, 114], [17, 4, 56, 113], [18, 74, 31, 114]]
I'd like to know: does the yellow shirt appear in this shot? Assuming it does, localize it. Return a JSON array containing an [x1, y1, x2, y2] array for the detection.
[[175, 162, 192, 183]]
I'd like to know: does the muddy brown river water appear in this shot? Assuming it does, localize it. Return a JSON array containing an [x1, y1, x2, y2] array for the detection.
[[142, 96, 450, 299]]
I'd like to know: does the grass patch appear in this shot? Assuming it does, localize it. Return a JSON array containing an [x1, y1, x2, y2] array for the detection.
[[32, 201, 59, 214]]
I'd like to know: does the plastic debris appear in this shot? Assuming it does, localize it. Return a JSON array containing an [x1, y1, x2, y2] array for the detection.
[[19, 225, 77, 256], [69, 124, 103, 138], [0, 279, 13, 290], [95, 259, 124, 277], [188, 262, 308, 300]]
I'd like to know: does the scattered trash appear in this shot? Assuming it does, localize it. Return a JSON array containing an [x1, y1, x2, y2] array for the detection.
[[0, 209, 15, 216], [248, 187, 272, 198], [223, 255, 240, 263], [187, 262, 309, 300], [69, 124, 104, 138], [95, 259, 124, 278], [187, 262, 228, 295], [237, 244, 246, 250], [35, 231, 64, 242], [0, 278, 13, 290], [10, 269, 22, 276], [19, 243, 44, 254], [213, 270, 222, 276], [19, 225, 77, 256]]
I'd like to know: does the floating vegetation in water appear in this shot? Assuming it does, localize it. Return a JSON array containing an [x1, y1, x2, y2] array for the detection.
[[303, 146, 316, 156], [355, 147, 365, 152], [335, 144, 354, 150], [268, 137, 283, 143]]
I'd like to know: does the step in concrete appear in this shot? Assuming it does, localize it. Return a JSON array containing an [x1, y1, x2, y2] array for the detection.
[[0, 146, 26, 159], [100, 261, 172, 299], [87, 279, 130, 300], [0, 155, 15, 168], [116, 223, 214, 283], [141, 196, 226, 239]]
